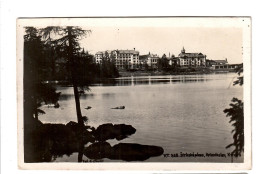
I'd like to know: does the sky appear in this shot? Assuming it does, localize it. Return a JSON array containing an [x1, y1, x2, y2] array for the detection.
[[80, 26, 243, 64]]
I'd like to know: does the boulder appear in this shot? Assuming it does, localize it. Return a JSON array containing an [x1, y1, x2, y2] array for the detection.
[[84, 142, 112, 159], [93, 123, 136, 141]]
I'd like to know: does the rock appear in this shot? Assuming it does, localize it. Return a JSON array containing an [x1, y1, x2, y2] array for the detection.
[[54, 102, 60, 108], [82, 116, 88, 123], [65, 121, 95, 143], [93, 123, 136, 141], [84, 142, 112, 159]]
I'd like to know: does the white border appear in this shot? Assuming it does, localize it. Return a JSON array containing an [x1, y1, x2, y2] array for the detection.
[[2, 1, 260, 174], [16, 17, 251, 170]]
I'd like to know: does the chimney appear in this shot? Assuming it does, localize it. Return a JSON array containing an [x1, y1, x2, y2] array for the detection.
[[134, 48, 135, 51]]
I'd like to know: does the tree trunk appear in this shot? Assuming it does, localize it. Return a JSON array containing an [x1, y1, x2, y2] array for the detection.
[[34, 110, 38, 120], [67, 27, 84, 126]]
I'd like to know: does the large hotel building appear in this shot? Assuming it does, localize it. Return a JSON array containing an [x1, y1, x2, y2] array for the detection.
[[95, 47, 209, 70], [178, 47, 207, 67], [95, 49, 140, 70]]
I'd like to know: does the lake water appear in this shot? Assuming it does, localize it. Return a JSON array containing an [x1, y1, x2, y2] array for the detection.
[[40, 73, 243, 162]]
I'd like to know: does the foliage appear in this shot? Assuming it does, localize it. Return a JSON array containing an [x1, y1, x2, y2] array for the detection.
[[24, 27, 61, 122], [40, 26, 91, 126], [224, 98, 244, 156], [233, 63, 243, 86], [99, 51, 119, 78], [224, 63, 244, 157], [157, 54, 170, 70]]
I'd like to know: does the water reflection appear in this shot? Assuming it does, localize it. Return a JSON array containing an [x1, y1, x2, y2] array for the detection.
[[59, 93, 94, 100], [91, 75, 211, 86], [25, 122, 164, 162], [38, 73, 243, 162], [84, 142, 164, 161]]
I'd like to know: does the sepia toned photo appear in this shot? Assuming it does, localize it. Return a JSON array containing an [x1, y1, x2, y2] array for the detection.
[[17, 17, 251, 170]]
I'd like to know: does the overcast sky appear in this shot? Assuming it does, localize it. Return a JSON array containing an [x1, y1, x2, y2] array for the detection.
[[80, 26, 243, 64]]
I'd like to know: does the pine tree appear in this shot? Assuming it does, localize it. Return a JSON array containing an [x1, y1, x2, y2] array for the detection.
[[41, 26, 91, 127]]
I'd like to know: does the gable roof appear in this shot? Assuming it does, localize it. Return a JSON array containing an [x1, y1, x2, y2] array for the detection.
[[96, 49, 139, 55], [95, 50, 113, 55], [213, 60, 228, 63], [139, 55, 149, 60], [117, 50, 139, 54], [179, 52, 205, 58]]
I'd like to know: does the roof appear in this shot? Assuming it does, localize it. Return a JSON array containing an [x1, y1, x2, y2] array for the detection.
[[139, 55, 149, 60], [206, 59, 216, 62], [117, 50, 139, 54], [178, 52, 205, 58], [213, 60, 228, 63], [148, 56, 159, 60], [96, 49, 139, 55], [95, 50, 113, 55]]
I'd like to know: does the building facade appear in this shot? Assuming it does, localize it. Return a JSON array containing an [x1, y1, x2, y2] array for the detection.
[[147, 53, 160, 69], [95, 50, 114, 64], [206, 58, 228, 67], [114, 49, 140, 70], [177, 47, 207, 67], [95, 47, 210, 70], [95, 49, 140, 70]]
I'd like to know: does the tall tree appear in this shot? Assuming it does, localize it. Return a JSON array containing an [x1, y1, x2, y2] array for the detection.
[[24, 27, 60, 125], [41, 26, 91, 127], [158, 54, 169, 71]]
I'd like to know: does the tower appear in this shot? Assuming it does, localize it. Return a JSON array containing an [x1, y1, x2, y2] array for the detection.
[[181, 46, 185, 53]]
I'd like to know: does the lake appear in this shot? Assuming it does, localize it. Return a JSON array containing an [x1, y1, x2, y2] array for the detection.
[[39, 73, 243, 162]]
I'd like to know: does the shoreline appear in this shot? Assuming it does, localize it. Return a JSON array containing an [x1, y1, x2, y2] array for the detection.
[[118, 69, 236, 77], [43, 70, 236, 86]]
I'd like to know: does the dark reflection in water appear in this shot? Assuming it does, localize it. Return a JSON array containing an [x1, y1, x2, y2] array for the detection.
[[84, 142, 164, 161], [101, 93, 116, 99], [90, 75, 210, 86], [25, 122, 164, 162], [58, 76, 211, 100], [59, 93, 117, 101], [59, 93, 94, 100]]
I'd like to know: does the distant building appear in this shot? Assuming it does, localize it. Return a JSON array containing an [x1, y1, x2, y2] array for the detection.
[[207, 58, 239, 70], [139, 52, 159, 69], [95, 50, 113, 64], [206, 58, 228, 67], [95, 49, 140, 70], [167, 53, 177, 66], [177, 47, 207, 67], [167, 55, 173, 66], [114, 49, 140, 70], [139, 54, 149, 69], [213, 58, 228, 65], [213, 64, 239, 70], [147, 53, 160, 69], [171, 56, 179, 67]]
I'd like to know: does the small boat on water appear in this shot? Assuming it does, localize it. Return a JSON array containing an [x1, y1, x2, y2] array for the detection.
[[111, 106, 125, 109], [85, 106, 92, 110]]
